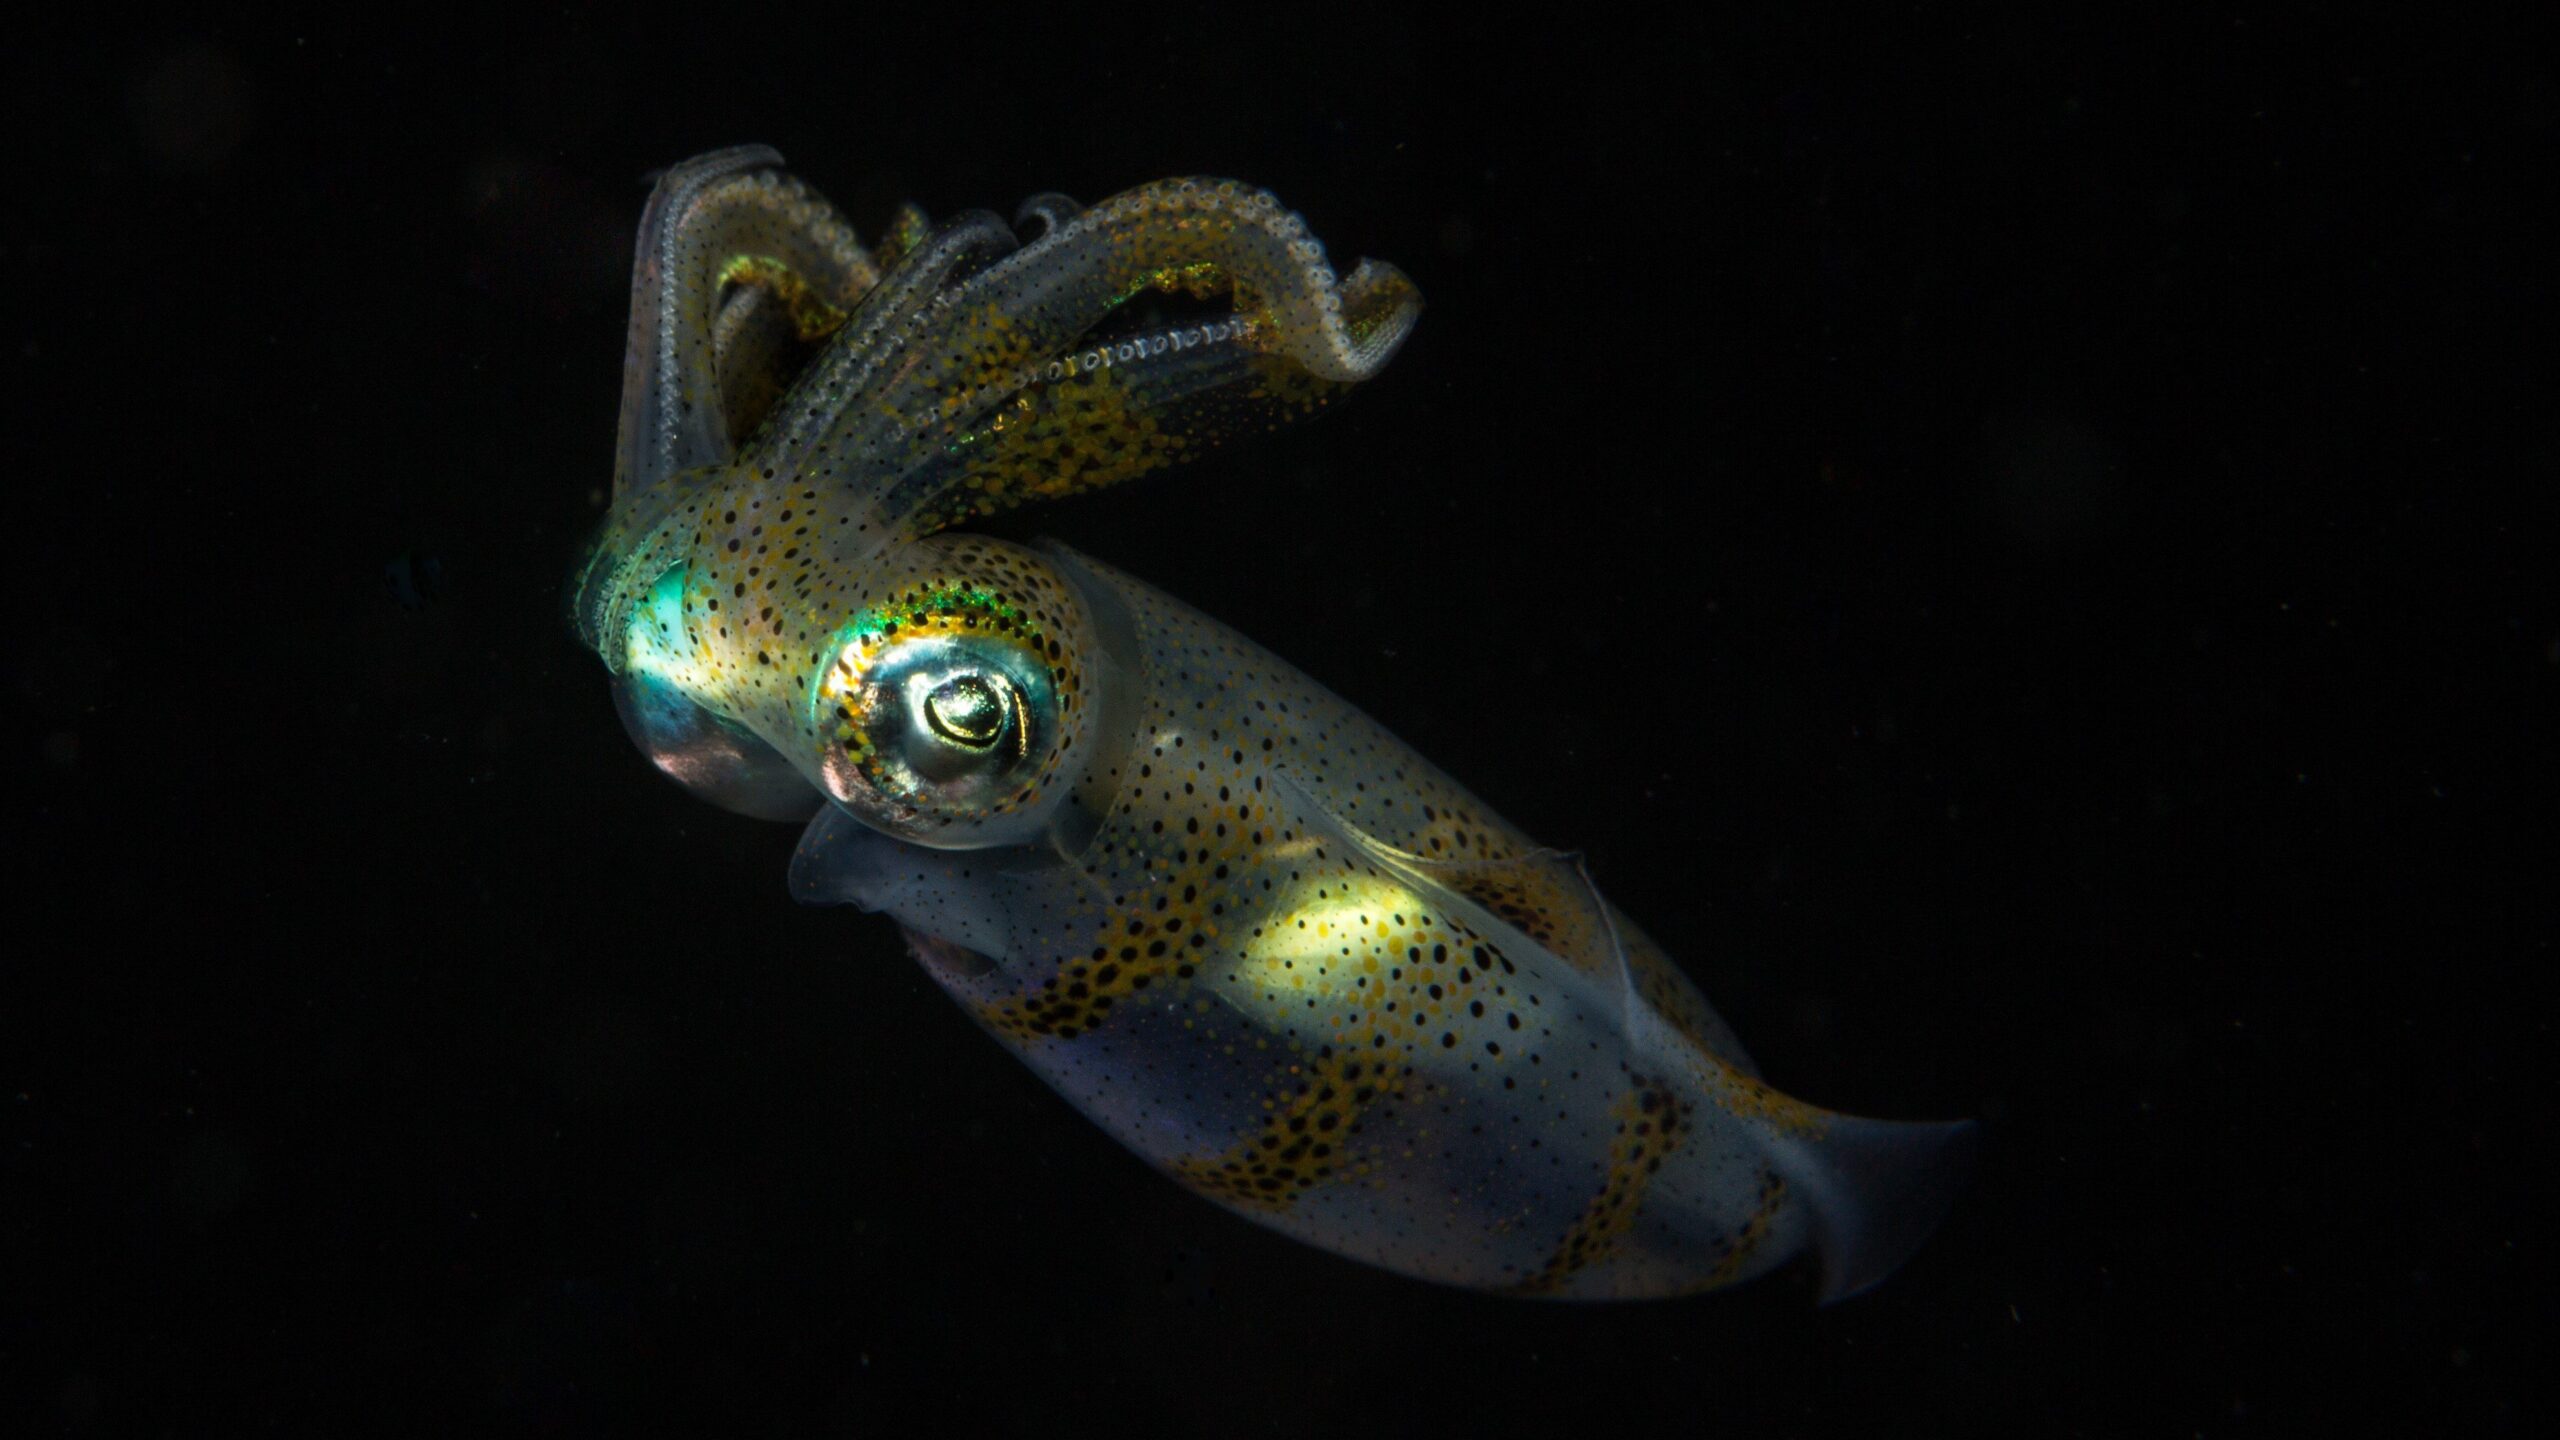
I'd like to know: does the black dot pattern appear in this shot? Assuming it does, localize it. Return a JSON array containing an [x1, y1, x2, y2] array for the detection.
[[586, 150, 1967, 1301], [799, 551, 1843, 1297]]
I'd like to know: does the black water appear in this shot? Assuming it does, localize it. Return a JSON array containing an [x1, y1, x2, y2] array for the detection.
[[9, 11, 2543, 1434]]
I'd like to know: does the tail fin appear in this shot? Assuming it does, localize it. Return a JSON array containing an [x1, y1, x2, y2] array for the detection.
[[1769, 1113, 1979, 1303]]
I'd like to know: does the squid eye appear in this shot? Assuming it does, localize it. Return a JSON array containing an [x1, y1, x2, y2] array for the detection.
[[808, 560, 1101, 848], [814, 624, 1069, 845], [922, 673, 1019, 751]]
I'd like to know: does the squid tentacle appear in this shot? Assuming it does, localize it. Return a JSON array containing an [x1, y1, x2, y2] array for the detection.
[[742, 210, 1023, 480], [783, 178, 1423, 534], [613, 146, 883, 501], [1011, 192, 1084, 240]]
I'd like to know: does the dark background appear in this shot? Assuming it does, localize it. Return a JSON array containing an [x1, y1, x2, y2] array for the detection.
[[7, 9, 2546, 1435]]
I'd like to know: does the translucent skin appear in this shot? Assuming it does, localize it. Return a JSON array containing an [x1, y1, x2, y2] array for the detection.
[[579, 149, 1972, 1301]]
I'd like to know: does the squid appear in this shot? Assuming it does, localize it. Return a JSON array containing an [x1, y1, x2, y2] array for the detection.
[[572, 147, 1973, 1300]]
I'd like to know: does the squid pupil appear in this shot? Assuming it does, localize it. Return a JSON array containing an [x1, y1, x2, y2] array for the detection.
[[924, 675, 1009, 748]]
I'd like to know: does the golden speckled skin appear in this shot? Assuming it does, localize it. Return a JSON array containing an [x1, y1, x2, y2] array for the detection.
[[579, 149, 1973, 1301]]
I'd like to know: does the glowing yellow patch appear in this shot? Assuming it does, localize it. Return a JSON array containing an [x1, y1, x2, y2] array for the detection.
[[1241, 874, 1426, 1001]]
